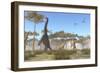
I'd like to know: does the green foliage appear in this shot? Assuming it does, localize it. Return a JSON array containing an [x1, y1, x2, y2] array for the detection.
[[49, 31, 79, 38], [24, 31, 39, 36], [41, 29, 52, 34], [49, 31, 90, 40]]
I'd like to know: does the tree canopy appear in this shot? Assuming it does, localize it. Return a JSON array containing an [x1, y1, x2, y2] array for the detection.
[[25, 11, 44, 24], [49, 31, 78, 38], [49, 31, 90, 41]]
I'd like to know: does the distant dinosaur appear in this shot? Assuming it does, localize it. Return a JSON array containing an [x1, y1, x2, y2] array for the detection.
[[38, 17, 52, 51]]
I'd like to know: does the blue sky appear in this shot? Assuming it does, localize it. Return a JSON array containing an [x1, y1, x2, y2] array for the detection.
[[24, 11, 90, 39]]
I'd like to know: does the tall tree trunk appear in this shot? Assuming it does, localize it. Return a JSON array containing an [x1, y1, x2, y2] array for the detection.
[[73, 41, 76, 50], [33, 24, 36, 53], [24, 32, 29, 50]]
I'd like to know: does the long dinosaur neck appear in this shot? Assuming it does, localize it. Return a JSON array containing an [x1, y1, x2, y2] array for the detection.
[[44, 17, 48, 33]]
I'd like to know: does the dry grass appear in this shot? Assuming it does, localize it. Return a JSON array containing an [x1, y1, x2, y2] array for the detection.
[[24, 49, 90, 61]]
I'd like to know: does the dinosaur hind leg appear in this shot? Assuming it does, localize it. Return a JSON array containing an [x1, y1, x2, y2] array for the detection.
[[44, 46, 48, 51], [48, 47, 52, 51]]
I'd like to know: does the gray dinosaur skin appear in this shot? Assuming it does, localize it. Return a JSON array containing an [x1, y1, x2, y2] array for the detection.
[[38, 17, 52, 51]]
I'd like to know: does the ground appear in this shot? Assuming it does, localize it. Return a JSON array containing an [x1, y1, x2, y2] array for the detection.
[[24, 49, 90, 61]]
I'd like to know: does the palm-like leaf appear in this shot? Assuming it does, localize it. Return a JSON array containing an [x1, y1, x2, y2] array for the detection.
[[25, 11, 44, 23]]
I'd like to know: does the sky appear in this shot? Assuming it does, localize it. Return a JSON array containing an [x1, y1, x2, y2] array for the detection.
[[24, 11, 90, 39]]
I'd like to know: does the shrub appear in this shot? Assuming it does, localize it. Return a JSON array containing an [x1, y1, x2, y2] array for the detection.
[[53, 49, 77, 60], [24, 51, 36, 60], [81, 49, 90, 55]]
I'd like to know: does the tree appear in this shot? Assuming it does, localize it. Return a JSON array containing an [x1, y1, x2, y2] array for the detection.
[[41, 29, 52, 34], [24, 32, 29, 50], [25, 11, 44, 52], [24, 31, 39, 51]]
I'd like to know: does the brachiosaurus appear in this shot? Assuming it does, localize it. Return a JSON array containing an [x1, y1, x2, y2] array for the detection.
[[38, 17, 52, 51]]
